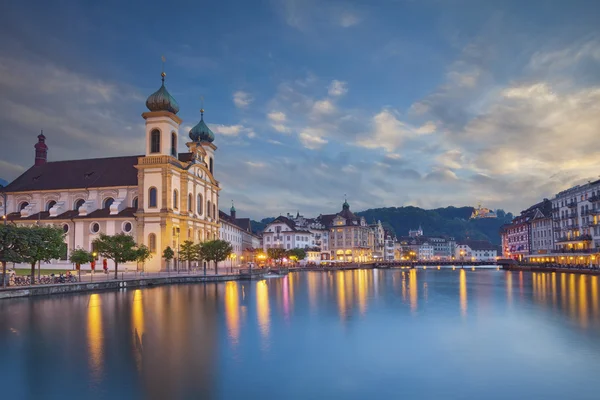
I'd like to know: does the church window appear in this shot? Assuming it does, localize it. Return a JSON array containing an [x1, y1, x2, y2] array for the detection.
[[19, 201, 29, 211], [171, 132, 177, 157], [148, 188, 157, 208], [173, 190, 179, 210], [123, 222, 132, 233], [103, 197, 114, 209], [209, 158, 214, 174], [213, 204, 216, 219], [197, 194, 203, 215], [188, 193, 193, 213], [46, 200, 56, 212], [207, 200, 211, 217], [132, 197, 138, 209], [74, 199, 85, 210], [63, 224, 69, 233], [90, 222, 100, 234], [149, 233, 156, 253], [150, 129, 161, 153]]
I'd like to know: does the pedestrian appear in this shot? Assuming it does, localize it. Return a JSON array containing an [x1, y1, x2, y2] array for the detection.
[[103, 259, 108, 274]]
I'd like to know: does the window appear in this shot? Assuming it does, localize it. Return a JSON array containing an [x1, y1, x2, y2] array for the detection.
[[207, 200, 211, 217], [197, 194, 203, 215], [74, 199, 85, 210], [132, 197, 138, 209], [46, 200, 56, 212], [173, 190, 178, 209], [90, 222, 100, 234], [150, 129, 161, 153], [103, 197, 114, 209], [63, 224, 69, 233], [123, 222, 132, 233], [148, 187, 157, 208], [171, 132, 177, 157], [188, 193, 193, 212], [209, 158, 214, 174], [149, 233, 156, 253], [213, 204, 216, 219], [19, 202, 29, 211]]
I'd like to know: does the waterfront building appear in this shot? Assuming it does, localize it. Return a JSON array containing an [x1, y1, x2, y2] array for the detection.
[[1, 71, 221, 272], [369, 220, 385, 260], [501, 199, 552, 260], [470, 204, 497, 219], [418, 241, 434, 260], [530, 200, 554, 254], [551, 180, 600, 253], [262, 216, 313, 252], [219, 203, 259, 267], [455, 240, 497, 261], [384, 231, 395, 261]]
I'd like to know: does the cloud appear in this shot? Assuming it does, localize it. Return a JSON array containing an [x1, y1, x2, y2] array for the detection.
[[299, 128, 328, 149], [245, 161, 267, 168], [327, 80, 348, 96], [268, 111, 287, 122], [424, 168, 459, 182], [267, 139, 283, 145], [210, 124, 255, 138], [338, 12, 360, 28], [312, 99, 336, 115], [233, 91, 253, 109]]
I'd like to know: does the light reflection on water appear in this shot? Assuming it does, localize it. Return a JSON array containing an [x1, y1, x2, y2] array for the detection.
[[2, 270, 600, 400]]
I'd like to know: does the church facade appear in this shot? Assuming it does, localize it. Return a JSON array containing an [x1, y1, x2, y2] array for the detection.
[[1, 71, 220, 272]]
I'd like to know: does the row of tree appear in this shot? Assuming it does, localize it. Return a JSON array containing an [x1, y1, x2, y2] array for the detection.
[[163, 239, 233, 275], [266, 248, 306, 265]]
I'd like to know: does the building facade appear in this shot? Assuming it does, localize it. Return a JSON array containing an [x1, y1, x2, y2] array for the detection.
[[455, 240, 498, 261], [2, 71, 221, 272]]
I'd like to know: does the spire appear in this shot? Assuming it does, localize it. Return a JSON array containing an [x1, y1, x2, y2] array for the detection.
[[189, 106, 215, 143], [342, 194, 349, 210], [145, 56, 179, 114], [230, 200, 236, 219], [34, 130, 48, 166]]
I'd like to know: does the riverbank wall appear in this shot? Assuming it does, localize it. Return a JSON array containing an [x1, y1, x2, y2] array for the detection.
[[504, 264, 600, 275], [0, 274, 244, 300]]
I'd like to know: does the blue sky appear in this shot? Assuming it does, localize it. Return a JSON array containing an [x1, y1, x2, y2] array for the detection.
[[1, 0, 600, 219]]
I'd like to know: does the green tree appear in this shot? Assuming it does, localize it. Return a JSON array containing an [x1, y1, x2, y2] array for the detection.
[[163, 246, 175, 272], [20, 226, 65, 283], [199, 240, 233, 275], [136, 244, 152, 272], [267, 247, 287, 265], [0, 225, 26, 288], [179, 240, 198, 271], [287, 248, 306, 265], [69, 248, 93, 269], [92, 233, 140, 279]]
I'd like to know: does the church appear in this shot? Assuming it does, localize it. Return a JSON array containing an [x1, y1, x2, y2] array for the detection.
[[0, 70, 221, 272]]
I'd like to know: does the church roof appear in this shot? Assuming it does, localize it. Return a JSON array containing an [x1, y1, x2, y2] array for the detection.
[[145, 73, 179, 114], [189, 110, 215, 143], [219, 210, 253, 233], [3, 155, 140, 192]]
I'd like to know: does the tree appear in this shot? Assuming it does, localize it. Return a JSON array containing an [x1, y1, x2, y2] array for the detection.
[[0, 225, 26, 288], [162, 246, 175, 272], [136, 245, 152, 272], [287, 248, 306, 265], [199, 240, 233, 275], [267, 247, 287, 265], [20, 226, 65, 284], [69, 248, 93, 268], [92, 233, 140, 279], [179, 240, 198, 271]]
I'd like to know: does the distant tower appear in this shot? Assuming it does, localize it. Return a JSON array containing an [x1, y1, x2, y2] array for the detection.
[[230, 201, 236, 219], [34, 131, 48, 166]]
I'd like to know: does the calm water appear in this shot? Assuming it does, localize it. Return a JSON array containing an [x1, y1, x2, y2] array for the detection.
[[2, 269, 600, 400]]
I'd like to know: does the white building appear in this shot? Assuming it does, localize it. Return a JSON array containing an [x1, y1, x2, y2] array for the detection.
[[418, 242, 434, 260], [1, 70, 221, 272], [262, 216, 313, 251], [384, 231, 395, 261], [219, 203, 259, 267], [455, 241, 498, 261]]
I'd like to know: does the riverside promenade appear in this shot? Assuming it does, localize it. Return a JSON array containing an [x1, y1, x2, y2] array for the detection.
[[0, 268, 265, 300]]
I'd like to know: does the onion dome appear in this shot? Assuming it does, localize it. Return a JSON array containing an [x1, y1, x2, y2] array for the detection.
[[189, 109, 215, 143], [146, 72, 180, 114], [342, 197, 350, 210]]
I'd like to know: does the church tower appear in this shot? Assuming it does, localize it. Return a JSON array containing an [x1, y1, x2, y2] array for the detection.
[[188, 108, 217, 177], [34, 131, 48, 166], [143, 70, 181, 157]]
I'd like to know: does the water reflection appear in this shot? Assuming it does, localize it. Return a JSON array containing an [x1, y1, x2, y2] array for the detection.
[[225, 281, 240, 344], [132, 289, 144, 371], [409, 269, 418, 313], [257, 280, 270, 339], [459, 269, 467, 317], [87, 293, 103, 382]]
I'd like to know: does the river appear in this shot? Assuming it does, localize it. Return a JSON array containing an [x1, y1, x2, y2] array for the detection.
[[1, 269, 600, 399]]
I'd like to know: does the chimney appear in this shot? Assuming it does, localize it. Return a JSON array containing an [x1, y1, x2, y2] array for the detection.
[[34, 130, 48, 166]]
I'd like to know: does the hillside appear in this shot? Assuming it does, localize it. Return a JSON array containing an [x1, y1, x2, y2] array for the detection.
[[253, 206, 512, 245], [356, 206, 513, 245]]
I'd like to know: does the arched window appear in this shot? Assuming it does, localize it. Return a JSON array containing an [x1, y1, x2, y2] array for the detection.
[[74, 199, 85, 210], [213, 204, 216, 219], [188, 193, 193, 212], [103, 197, 114, 209], [209, 157, 213, 174], [150, 129, 161, 153], [173, 190, 179, 210], [197, 194, 203, 215], [207, 200, 211, 217], [46, 200, 56, 212], [132, 197, 138, 209], [171, 132, 177, 157], [148, 187, 157, 208], [19, 202, 29, 211], [149, 233, 156, 253]]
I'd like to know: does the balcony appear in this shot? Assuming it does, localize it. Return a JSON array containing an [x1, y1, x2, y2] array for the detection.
[[590, 195, 600, 203], [555, 234, 592, 244]]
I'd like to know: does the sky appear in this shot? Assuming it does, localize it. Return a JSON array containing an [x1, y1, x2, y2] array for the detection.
[[1, 0, 599, 220]]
